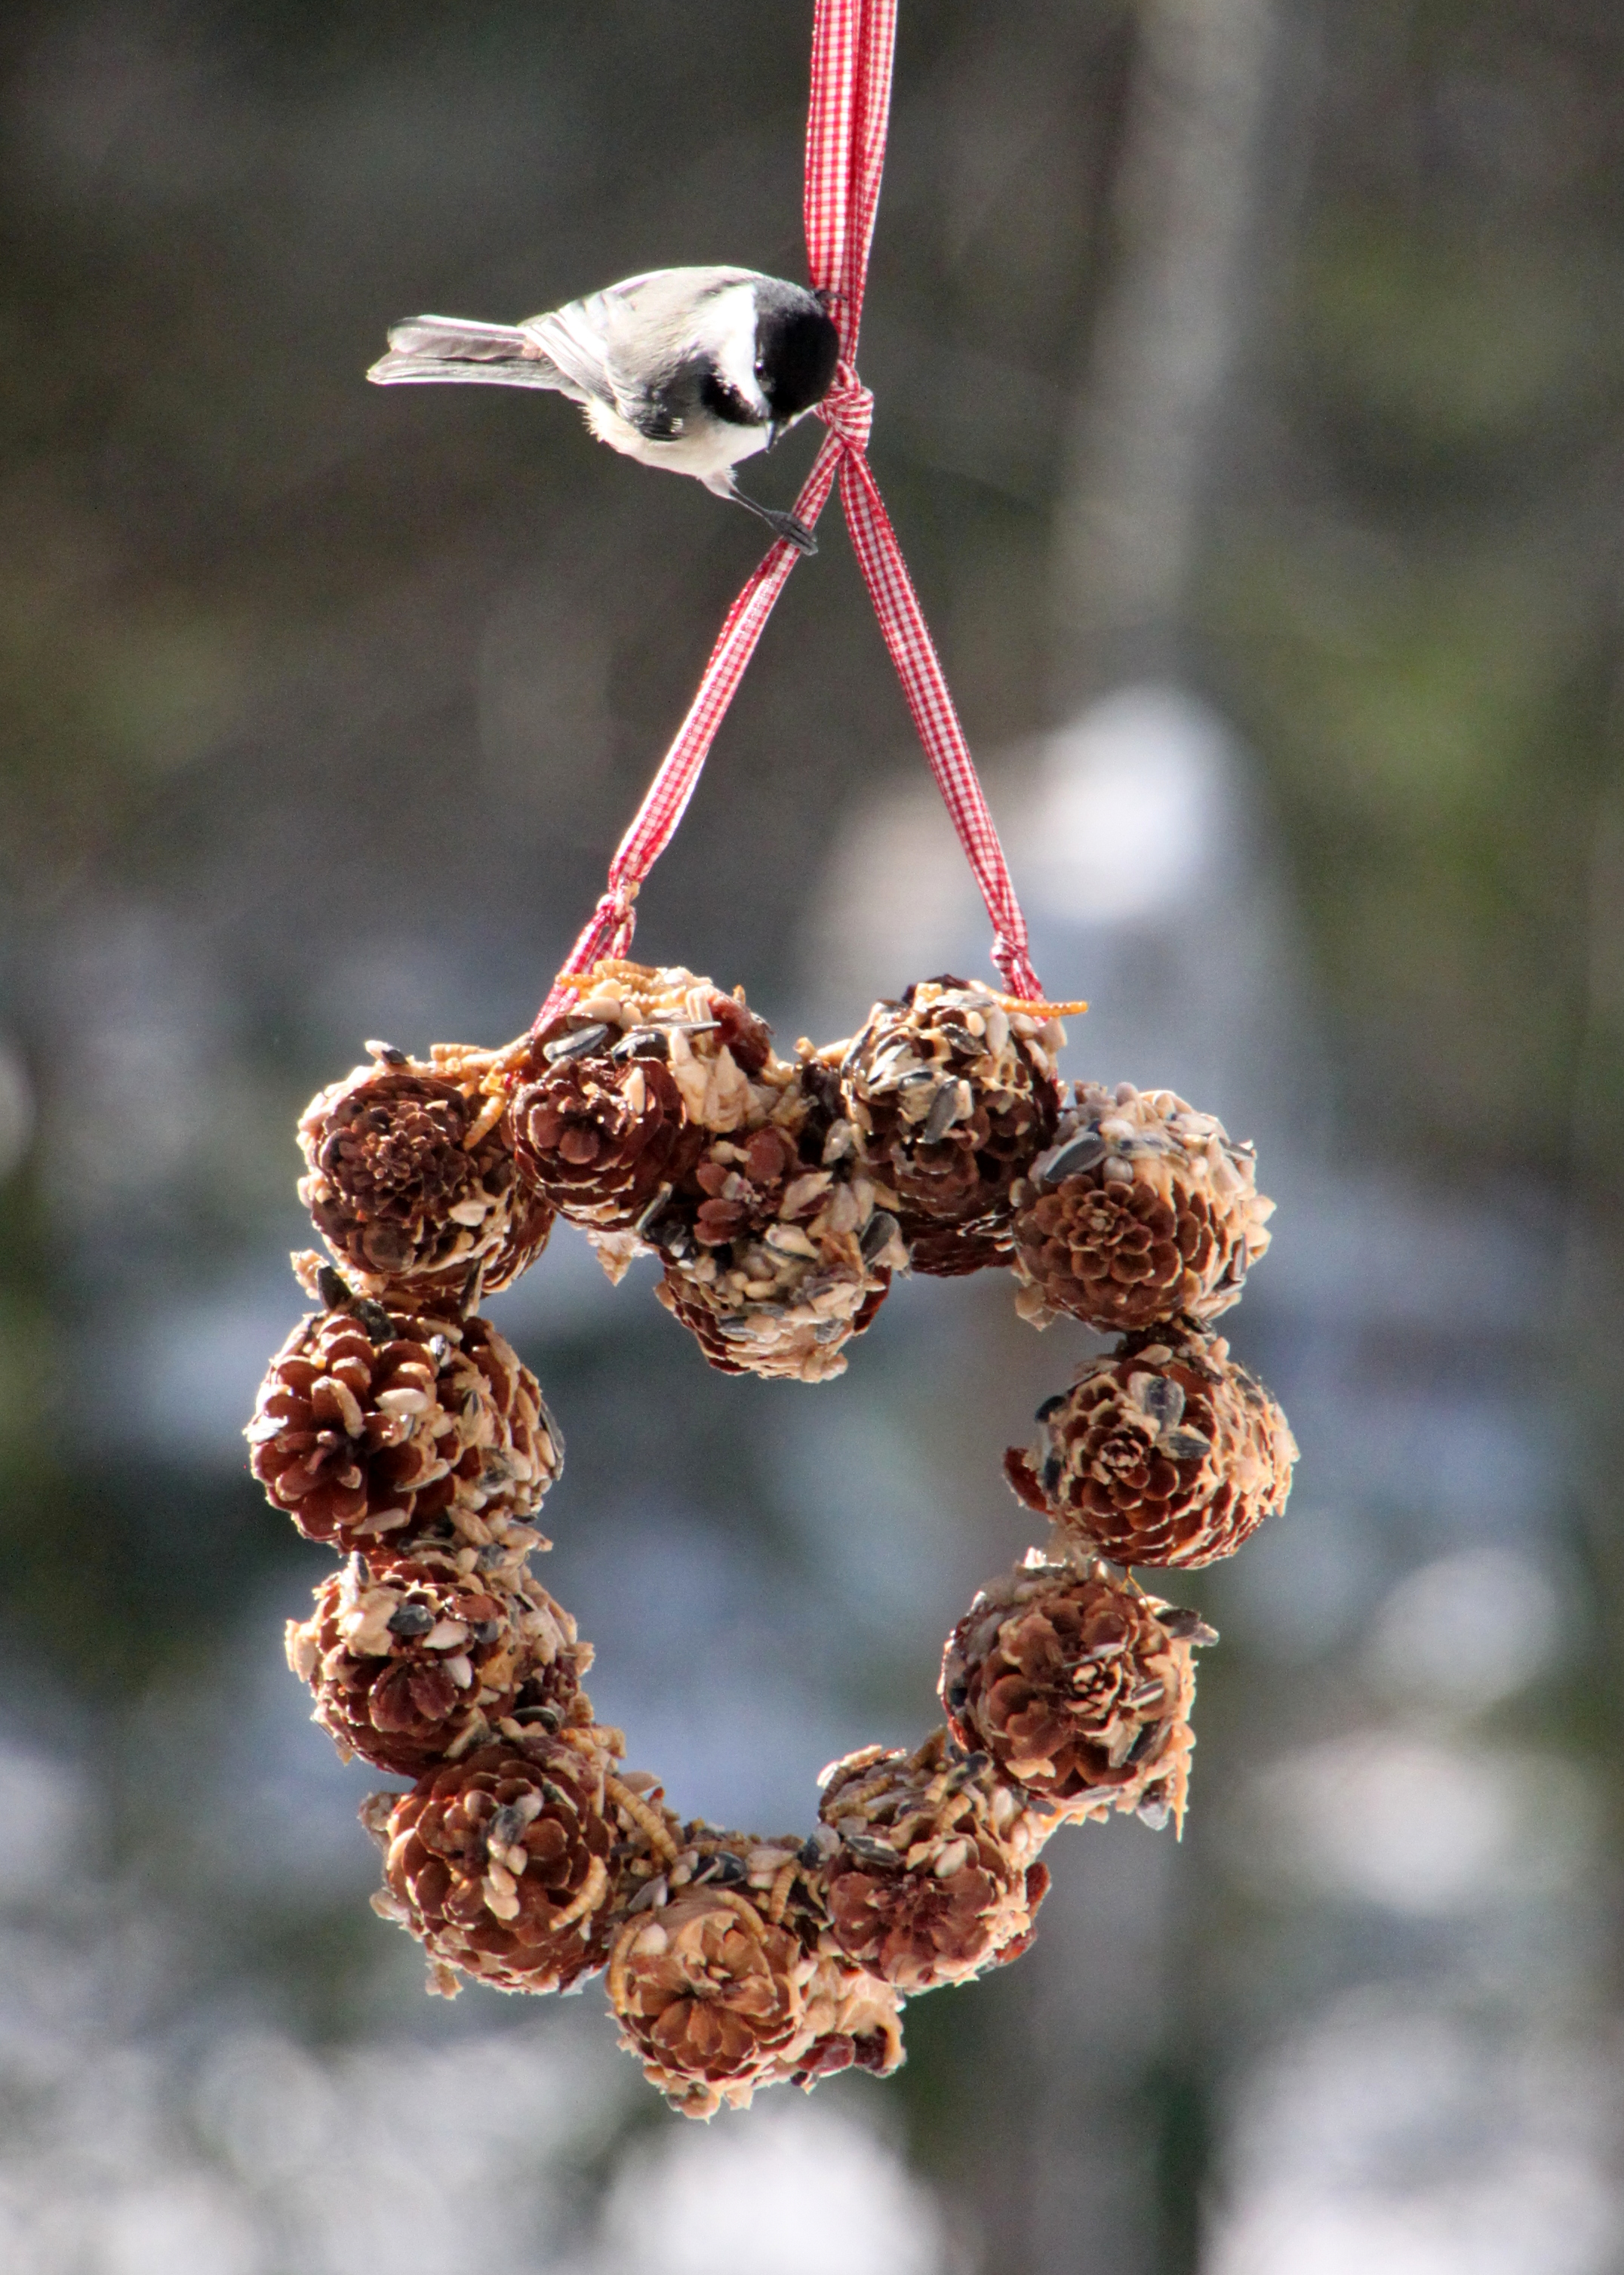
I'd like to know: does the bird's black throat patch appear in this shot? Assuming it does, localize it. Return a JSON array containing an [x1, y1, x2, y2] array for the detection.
[[698, 371, 764, 428]]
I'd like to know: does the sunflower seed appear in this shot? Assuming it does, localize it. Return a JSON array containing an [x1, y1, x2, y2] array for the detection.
[[1133, 1375, 1186, 1430], [633, 1184, 674, 1235], [611, 1027, 669, 1061], [1039, 1131, 1107, 1185], [844, 1834, 903, 1870], [922, 1081, 964, 1144], [386, 1602, 434, 1639], [860, 1209, 902, 1264], [1035, 1393, 1066, 1424], [1157, 1606, 1219, 1645], [543, 1024, 611, 1064], [316, 1264, 352, 1312], [642, 1211, 690, 1258], [1159, 1427, 1212, 1461], [365, 1040, 409, 1066], [695, 1851, 748, 1887], [536, 1391, 564, 1466]]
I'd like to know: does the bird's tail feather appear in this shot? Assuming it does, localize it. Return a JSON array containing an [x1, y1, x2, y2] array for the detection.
[[367, 314, 574, 392]]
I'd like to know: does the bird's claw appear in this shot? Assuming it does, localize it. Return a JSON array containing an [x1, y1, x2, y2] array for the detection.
[[731, 490, 818, 556], [770, 512, 818, 557]]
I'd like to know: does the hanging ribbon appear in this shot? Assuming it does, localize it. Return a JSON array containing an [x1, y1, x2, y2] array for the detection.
[[536, 0, 1041, 1030]]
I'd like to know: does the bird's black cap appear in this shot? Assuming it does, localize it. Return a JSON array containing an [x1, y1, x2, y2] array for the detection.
[[754, 284, 841, 421]]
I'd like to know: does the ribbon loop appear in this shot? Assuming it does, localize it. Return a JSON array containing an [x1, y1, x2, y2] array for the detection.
[[534, 0, 1043, 1033]]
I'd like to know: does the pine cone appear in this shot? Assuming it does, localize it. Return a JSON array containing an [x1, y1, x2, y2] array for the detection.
[[247, 1303, 561, 1554], [940, 1560, 1213, 1828], [607, 1888, 812, 2117], [1006, 1328, 1296, 1567], [655, 1247, 894, 1383], [298, 1050, 553, 1304], [685, 1122, 804, 1246], [785, 1953, 906, 2089], [286, 1553, 589, 1778], [647, 1117, 904, 1381], [817, 1730, 1051, 1991], [534, 960, 793, 1128], [835, 979, 1065, 1274], [369, 1732, 621, 1993], [510, 1047, 700, 1233], [1011, 1080, 1273, 1331]]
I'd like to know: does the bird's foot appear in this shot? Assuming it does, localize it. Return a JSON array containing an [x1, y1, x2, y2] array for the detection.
[[731, 491, 818, 556]]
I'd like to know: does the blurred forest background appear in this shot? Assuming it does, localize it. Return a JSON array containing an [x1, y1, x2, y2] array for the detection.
[[2, 1, 1623, 2270]]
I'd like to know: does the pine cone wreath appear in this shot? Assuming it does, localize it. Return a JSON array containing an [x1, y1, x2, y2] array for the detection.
[[1006, 1328, 1297, 1568], [607, 1886, 813, 2117], [286, 1553, 589, 1778], [834, 978, 1065, 1276], [940, 1559, 1213, 1830], [817, 1730, 1052, 1992], [246, 1302, 561, 1554], [298, 1047, 553, 1306], [1010, 1081, 1273, 1331], [367, 1731, 626, 1995]]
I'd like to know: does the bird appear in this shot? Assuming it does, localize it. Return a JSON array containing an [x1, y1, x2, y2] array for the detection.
[[368, 266, 841, 553]]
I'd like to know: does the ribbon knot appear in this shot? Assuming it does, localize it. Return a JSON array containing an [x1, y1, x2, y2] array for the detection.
[[819, 364, 874, 453]]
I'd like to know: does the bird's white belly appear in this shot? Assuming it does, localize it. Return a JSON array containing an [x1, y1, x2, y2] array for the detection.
[[584, 399, 769, 485]]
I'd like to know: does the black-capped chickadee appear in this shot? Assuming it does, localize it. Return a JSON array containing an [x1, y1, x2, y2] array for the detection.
[[368, 266, 841, 553]]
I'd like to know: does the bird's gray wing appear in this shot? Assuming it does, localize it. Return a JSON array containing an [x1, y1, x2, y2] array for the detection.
[[519, 301, 624, 412], [368, 314, 580, 394], [524, 269, 762, 438]]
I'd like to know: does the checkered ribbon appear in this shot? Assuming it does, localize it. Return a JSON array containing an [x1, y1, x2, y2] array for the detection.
[[536, 0, 1041, 1029]]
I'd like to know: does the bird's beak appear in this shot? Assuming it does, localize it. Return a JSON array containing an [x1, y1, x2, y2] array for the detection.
[[767, 420, 786, 450]]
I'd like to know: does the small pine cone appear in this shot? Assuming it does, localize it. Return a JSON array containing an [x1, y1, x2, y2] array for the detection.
[[510, 1047, 700, 1234], [648, 1134, 905, 1381], [247, 1304, 561, 1554], [298, 1051, 552, 1304], [535, 959, 796, 1131], [286, 1553, 589, 1778], [835, 979, 1065, 1274], [817, 1730, 1052, 1992], [685, 1122, 804, 1246], [1010, 1081, 1273, 1331], [369, 1732, 620, 1993], [940, 1559, 1215, 1829], [607, 1888, 812, 2118], [655, 1246, 894, 1383], [1006, 1328, 1296, 1568], [784, 1952, 906, 2089]]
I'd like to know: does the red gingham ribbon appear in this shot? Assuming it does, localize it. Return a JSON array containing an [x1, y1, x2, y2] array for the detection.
[[536, 0, 1041, 1029]]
